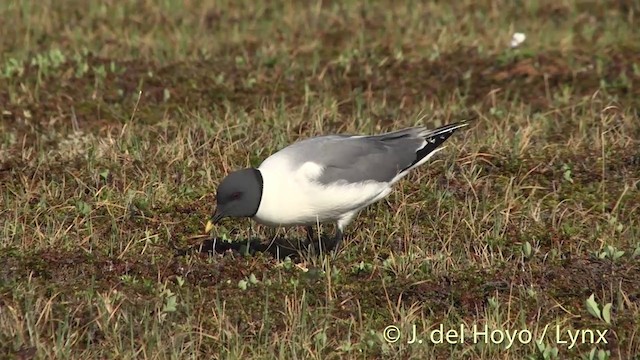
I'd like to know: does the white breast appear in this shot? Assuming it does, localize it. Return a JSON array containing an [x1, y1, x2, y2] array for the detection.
[[253, 156, 390, 227]]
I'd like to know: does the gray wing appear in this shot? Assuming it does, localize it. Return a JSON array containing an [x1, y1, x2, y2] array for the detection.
[[284, 122, 468, 185]]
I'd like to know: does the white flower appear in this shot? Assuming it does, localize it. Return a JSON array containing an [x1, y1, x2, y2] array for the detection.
[[510, 32, 526, 48]]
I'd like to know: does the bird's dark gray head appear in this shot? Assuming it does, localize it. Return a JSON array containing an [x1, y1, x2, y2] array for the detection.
[[210, 168, 263, 225]]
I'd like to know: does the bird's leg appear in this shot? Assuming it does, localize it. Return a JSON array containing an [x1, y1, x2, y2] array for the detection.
[[305, 225, 315, 243], [328, 212, 356, 253], [305, 225, 326, 254], [329, 226, 344, 252]]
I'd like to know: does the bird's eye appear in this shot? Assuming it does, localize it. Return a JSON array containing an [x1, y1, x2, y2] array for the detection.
[[231, 192, 241, 200]]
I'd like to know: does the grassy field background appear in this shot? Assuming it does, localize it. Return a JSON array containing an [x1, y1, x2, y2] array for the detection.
[[1, 0, 639, 359]]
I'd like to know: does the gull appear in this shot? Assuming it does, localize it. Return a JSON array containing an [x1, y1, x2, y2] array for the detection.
[[205, 121, 470, 252]]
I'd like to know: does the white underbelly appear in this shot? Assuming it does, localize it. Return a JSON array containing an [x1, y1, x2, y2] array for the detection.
[[253, 170, 390, 227]]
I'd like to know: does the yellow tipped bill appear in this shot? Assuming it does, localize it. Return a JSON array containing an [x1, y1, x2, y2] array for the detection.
[[204, 220, 215, 233]]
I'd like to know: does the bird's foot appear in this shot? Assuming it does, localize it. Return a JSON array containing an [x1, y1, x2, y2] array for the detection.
[[305, 226, 316, 243], [324, 228, 344, 253], [305, 226, 343, 255]]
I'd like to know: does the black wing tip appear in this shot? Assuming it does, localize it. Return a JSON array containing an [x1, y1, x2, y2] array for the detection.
[[439, 119, 473, 131], [419, 120, 472, 140], [401, 125, 463, 172]]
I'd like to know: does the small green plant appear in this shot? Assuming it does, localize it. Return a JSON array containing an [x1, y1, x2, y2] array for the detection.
[[380, 252, 425, 278], [75, 61, 89, 78], [141, 230, 160, 245], [238, 273, 260, 290], [606, 215, 624, 233], [248, 273, 259, 284], [161, 288, 178, 314], [99, 169, 110, 182], [336, 339, 356, 353], [31, 48, 67, 81], [524, 285, 538, 299], [281, 256, 294, 270], [352, 261, 373, 274], [238, 279, 248, 290], [75, 200, 92, 216], [585, 294, 613, 325], [120, 274, 138, 285], [529, 341, 559, 360], [597, 245, 625, 262], [522, 241, 533, 259], [93, 63, 106, 77], [487, 296, 500, 310], [489, 106, 505, 117], [632, 243, 640, 258], [1, 58, 24, 78], [313, 330, 327, 348], [562, 164, 574, 184], [363, 329, 388, 352], [581, 347, 611, 360]]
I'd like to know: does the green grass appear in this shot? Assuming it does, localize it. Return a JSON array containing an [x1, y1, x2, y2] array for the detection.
[[1, 0, 640, 359]]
